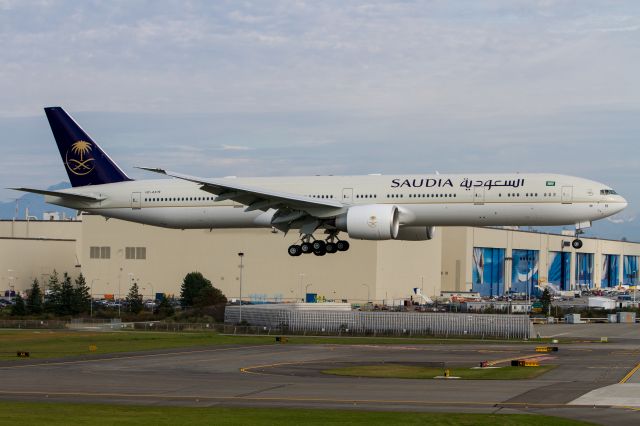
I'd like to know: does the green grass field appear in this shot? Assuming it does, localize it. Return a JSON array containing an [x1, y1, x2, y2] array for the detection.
[[323, 364, 556, 380], [0, 330, 272, 359], [0, 329, 556, 360], [0, 402, 593, 425]]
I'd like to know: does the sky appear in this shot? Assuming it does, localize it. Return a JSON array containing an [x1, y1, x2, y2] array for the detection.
[[0, 0, 638, 236]]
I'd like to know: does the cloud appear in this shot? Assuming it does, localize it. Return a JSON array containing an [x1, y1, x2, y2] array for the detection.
[[220, 144, 252, 151], [607, 213, 637, 224], [0, 1, 639, 238]]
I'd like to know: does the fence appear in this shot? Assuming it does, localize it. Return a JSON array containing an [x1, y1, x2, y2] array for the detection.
[[224, 306, 534, 339], [0, 320, 67, 329]]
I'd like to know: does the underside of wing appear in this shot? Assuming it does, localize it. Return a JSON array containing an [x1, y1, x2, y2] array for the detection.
[[138, 168, 346, 231]]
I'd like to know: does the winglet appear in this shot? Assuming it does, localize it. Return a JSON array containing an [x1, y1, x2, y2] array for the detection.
[[136, 167, 168, 175]]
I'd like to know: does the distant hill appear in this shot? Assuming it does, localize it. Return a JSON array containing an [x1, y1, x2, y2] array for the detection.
[[0, 182, 77, 220]]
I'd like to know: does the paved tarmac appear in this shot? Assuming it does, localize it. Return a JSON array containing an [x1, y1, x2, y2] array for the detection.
[[0, 336, 639, 425]]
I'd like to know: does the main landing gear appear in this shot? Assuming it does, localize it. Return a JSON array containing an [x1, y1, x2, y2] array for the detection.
[[288, 233, 350, 257]]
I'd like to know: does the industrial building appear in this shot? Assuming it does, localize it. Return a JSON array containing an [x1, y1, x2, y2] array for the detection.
[[1, 216, 639, 303]]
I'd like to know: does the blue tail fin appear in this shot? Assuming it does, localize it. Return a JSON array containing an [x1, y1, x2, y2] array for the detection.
[[45, 107, 132, 187]]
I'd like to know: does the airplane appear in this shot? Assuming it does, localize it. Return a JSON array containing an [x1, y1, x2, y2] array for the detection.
[[12, 107, 628, 257]]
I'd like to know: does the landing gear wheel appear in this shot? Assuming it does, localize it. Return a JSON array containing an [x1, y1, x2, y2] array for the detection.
[[336, 240, 350, 252], [300, 242, 313, 254], [313, 248, 327, 256], [571, 239, 583, 249], [325, 242, 338, 254], [312, 240, 326, 251], [288, 244, 302, 256]]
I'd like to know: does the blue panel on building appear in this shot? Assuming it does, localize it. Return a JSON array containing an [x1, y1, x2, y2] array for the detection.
[[511, 249, 539, 296], [549, 251, 571, 291], [601, 254, 619, 288], [472, 247, 505, 297], [576, 253, 594, 289], [623, 255, 638, 286]]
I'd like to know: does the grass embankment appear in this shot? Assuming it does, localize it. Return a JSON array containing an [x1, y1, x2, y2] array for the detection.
[[0, 330, 271, 359], [323, 364, 556, 380], [0, 402, 593, 426], [0, 329, 561, 360]]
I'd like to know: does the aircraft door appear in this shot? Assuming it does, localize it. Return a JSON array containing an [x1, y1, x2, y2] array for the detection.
[[131, 192, 141, 209], [473, 186, 485, 205], [342, 188, 354, 204], [561, 186, 573, 204]]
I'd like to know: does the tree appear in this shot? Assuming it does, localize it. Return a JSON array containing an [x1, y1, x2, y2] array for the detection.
[[26, 279, 43, 315], [73, 273, 91, 314], [11, 294, 26, 316], [44, 270, 61, 313], [156, 294, 174, 317], [541, 287, 552, 316], [126, 281, 143, 314], [180, 272, 214, 308], [193, 286, 227, 308], [58, 273, 75, 316]]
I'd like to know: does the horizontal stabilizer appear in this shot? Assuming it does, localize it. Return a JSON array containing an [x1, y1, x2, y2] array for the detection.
[[10, 187, 104, 202]]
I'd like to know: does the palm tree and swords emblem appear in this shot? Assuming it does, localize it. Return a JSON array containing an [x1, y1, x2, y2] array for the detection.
[[65, 140, 95, 175]]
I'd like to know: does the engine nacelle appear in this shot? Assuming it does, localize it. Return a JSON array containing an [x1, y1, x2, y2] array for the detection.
[[335, 204, 400, 240], [395, 226, 436, 241]]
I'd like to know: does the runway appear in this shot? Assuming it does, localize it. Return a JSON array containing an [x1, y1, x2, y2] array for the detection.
[[0, 339, 639, 425]]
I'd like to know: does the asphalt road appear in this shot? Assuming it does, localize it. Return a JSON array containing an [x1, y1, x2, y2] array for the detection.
[[1, 335, 639, 425]]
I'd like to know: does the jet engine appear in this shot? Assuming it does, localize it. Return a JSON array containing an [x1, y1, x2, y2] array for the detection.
[[335, 205, 400, 240], [395, 226, 436, 241]]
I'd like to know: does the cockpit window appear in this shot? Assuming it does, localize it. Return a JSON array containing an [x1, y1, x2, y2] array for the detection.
[[600, 189, 617, 195]]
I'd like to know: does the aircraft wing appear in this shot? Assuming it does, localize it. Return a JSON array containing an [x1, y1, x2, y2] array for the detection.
[[138, 168, 345, 218], [10, 187, 105, 202]]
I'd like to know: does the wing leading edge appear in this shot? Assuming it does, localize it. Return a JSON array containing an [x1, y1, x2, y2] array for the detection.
[[137, 168, 346, 220]]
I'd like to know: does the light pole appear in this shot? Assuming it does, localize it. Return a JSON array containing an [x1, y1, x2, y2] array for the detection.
[[238, 252, 244, 324], [633, 269, 637, 306], [362, 283, 370, 304], [143, 282, 155, 312], [304, 283, 313, 302], [90, 278, 100, 317], [117, 273, 122, 318], [299, 273, 305, 302], [7, 269, 15, 299]]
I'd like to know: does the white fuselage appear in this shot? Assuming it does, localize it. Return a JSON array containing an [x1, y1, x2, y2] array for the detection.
[[45, 173, 627, 230]]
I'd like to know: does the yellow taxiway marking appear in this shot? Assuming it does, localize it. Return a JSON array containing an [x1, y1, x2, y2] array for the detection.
[[0, 345, 271, 370], [619, 361, 640, 384], [485, 353, 543, 366], [240, 358, 335, 375], [241, 348, 551, 374]]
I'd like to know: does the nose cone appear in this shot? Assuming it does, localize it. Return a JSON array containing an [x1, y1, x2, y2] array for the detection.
[[615, 196, 628, 213]]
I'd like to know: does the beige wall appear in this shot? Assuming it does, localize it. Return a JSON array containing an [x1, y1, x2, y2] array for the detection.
[[439, 227, 468, 293], [0, 220, 82, 240], [376, 234, 442, 303], [80, 215, 440, 303], [0, 237, 80, 294], [3, 216, 639, 299]]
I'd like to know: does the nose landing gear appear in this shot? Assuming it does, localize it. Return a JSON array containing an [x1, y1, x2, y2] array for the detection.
[[572, 223, 588, 249]]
